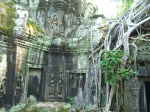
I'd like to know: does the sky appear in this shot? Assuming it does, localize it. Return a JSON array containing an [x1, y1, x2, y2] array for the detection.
[[97, 0, 120, 18], [87, 0, 122, 18]]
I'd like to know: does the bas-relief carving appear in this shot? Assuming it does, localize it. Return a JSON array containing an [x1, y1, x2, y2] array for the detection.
[[70, 74, 77, 88], [68, 73, 85, 108], [64, 13, 74, 28], [0, 43, 7, 106], [27, 48, 44, 65], [45, 11, 65, 36], [47, 73, 55, 101], [0, 77, 6, 106], [13, 5, 28, 37], [46, 68, 64, 101], [11, 0, 98, 38], [134, 41, 150, 61], [14, 46, 27, 103], [37, 10, 46, 34], [57, 69, 63, 101], [138, 66, 147, 76], [28, 0, 40, 10], [131, 77, 139, 112], [136, 62, 150, 76], [133, 41, 150, 76], [36, 0, 86, 37], [15, 75, 23, 104], [1, 0, 99, 106], [84, 62, 97, 105], [13, 0, 40, 9], [0, 54, 7, 104], [44, 50, 67, 101], [0, 79, 5, 90], [16, 47, 26, 71]]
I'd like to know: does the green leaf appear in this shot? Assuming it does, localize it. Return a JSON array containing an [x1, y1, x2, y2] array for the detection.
[[126, 76, 130, 80], [132, 71, 138, 75]]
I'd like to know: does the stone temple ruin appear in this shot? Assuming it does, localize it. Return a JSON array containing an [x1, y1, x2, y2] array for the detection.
[[0, 0, 150, 111]]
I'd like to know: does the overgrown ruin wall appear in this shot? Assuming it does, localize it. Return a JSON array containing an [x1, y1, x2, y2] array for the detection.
[[0, 34, 79, 108], [0, 34, 8, 107], [1, 0, 150, 111]]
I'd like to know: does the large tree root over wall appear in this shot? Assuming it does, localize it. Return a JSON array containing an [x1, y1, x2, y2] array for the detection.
[[84, 0, 150, 111]]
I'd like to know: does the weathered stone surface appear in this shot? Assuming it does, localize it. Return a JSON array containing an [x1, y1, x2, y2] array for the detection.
[[9, 102, 72, 112], [13, 5, 28, 37]]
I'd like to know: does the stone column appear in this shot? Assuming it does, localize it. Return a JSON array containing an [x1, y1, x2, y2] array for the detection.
[[5, 37, 17, 110]]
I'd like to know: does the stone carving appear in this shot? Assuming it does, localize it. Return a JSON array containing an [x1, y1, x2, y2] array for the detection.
[[138, 46, 150, 54], [57, 69, 63, 101], [27, 48, 44, 65], [75, 75, 84, 108], [15, 75, 23, 104], [136, 41, 150, 61], [138, 66, 147, 76], [28, 95, 37, 103], [0, 77, 6, 96], [0, 77, 6, 107], [71, 75, 77, 88], [131, 77, 139, 111], [13, 5, 28, 37], [48, 73, 55, 101], [37, 0, 86, 37], [76, 87, 84, 108], [36, 10, 46, 34], [69, 73, 85, 107], [0, 52, 7, 106], [28, 0, 40, 10]]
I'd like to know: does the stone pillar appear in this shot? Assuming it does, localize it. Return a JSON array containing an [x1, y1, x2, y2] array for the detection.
[[131, 76, 140, 112], [5, 37, 17, 110]]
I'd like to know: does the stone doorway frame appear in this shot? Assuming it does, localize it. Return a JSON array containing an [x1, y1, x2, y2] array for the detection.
[[138, 76, 150, 112], [22, 64, 45, 103]]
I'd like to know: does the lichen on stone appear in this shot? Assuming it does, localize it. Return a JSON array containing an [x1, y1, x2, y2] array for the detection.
[[26, 18, 43, 36], [0, 0, 16, 35]]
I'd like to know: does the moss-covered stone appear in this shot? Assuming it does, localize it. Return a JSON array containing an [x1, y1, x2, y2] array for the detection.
[[8, 102, 73, 112], [26, 19, 43, 35], [0, 0, 16, 35]]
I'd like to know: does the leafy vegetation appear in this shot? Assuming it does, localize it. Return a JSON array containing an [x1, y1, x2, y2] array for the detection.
[[26, 19, 43, 36], [0, 0, 16, 35], [116, 0, 135, 17], [66, 96, 73, 104], [100, 50, 137, 85], [34, 33, 52, 47]]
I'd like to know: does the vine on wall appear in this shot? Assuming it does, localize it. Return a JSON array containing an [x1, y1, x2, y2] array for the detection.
[[84, 0, 150, 111]]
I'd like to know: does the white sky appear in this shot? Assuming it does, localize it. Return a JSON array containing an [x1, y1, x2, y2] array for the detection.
[[98, 0, 118, 18], [87, 0, 122, 18]]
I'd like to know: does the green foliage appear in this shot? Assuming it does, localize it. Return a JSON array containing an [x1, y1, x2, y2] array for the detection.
[[66, 96, 73, 104], [116, 0, 135, 17], [27, 19, 43, 33], [0, 0, 16, 35], [100, 50, 137, 85], [35, 33, 52, 46]]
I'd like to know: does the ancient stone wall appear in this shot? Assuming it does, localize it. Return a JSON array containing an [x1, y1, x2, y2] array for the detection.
[[44, 45, 77, 102], [36, 0, 83, 36], [0, 0, 100, 110], [0, 34, 8, 107]]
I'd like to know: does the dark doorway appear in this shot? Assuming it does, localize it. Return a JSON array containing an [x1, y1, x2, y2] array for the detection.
[[27, 68, 43, 101], [68, 73, 86, 97], [139, 78, 147, 112], [145, 82, 150, 112]]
